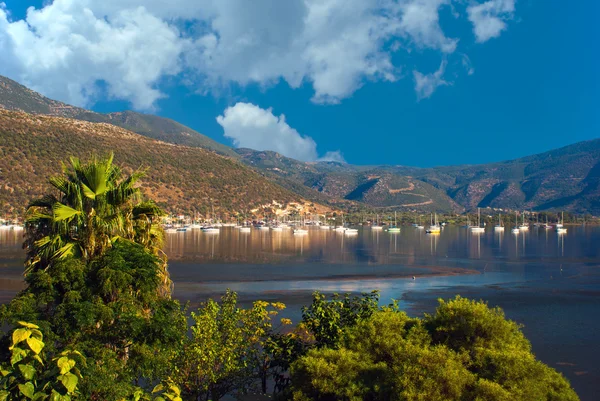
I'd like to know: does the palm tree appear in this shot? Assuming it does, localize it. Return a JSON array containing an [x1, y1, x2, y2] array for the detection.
[[24, 153, 172, 296]]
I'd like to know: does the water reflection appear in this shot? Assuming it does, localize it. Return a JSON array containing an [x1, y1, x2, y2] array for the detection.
[[157, 226, 600, 266]]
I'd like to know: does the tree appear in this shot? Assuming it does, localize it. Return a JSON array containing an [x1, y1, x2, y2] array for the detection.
[[300, 291, 379, 349], [289, 297, 579, 401], [1, 242, 187, 400], [23, 153, 170, 296], [176, 290, 289, 401]]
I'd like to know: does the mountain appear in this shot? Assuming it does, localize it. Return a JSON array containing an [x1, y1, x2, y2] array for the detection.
[[237, 141, 600, 214], [236, 149, 462, 212], [0, 110, 317, 217], [0, 75, 238, 158], [1, 75, 599, 215]]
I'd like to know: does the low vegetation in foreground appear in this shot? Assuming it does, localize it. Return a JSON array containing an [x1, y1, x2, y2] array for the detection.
[[0, 155, 579, 400]]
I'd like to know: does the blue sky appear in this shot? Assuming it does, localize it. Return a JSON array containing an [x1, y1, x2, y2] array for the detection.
[[1, 0, 598, 167]]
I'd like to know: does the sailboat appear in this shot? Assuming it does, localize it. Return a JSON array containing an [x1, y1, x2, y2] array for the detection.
[[555, 212, 564, 228], [335, 212, 347, 232], [518, 212, 529, 230], [543, 215, 552, 229], [293, 214, 309, 234], [511, 212, 520, 234], [387, 212, 401, 233], [471, 208, 485, 233], [426, 213, 441, 234], [556, 212, 567, 233], [371, 214, 383, 230], [494, 214, 504, 231]]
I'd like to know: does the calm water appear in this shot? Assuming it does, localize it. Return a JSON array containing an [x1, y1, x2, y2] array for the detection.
[[1, 226, 599, 399]]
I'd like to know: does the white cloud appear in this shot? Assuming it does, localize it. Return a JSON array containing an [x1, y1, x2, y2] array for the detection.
[[0, 2, 183, 109], [0, 0, 516, 108], [413, 60, 448, 100], [318, 151, 346, 163], [467, 0, 516, 43], [216, 102, 342, 162]]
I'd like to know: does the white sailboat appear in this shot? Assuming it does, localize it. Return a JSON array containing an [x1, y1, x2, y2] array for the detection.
[[511, 212, 520, 234], [471, 208, 485, 233], [387, 212, 400, 233], [371, 214, 383, 230], [518, 212, 529, 230], [335, 213, 347, 232], [426, 213, 441, 234], [494, 214, 504, 232], [556, 212, 567, 233], [555, 212, 564, 228]]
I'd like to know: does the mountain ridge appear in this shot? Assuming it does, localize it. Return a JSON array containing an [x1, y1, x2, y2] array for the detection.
[[1, 74, 599, 214]]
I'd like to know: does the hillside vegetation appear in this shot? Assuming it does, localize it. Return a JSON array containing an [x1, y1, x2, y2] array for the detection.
[[0, 110, 304, 216], [0, 75, 238, 157]]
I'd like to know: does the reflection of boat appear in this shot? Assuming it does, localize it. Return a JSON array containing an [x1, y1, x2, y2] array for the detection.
[[270, 226, 283, 232], [293, 229, 308, 235], [165, 228, 177, 234], [344, 228, 358, 235], [239, 227, 251, 233], [320, 225, 331, 230], [557, 227, 567, 234], [176, 227, 187, 232], [201, 227, 220, 233]]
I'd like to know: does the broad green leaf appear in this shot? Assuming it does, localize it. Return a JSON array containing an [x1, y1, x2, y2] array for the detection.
[[52, 203, 81, 222], [151, 383, 164, 394], [17, 322, 40, 329], [12, 328, 32, 345], [11, 347, 25, 366], [169, 385, 181, 396], [0, 390, 9, 401], [32, 392, 48, 401], [30, 329, 43, 340], [56, 357, 75, 375], [33, 354, 44, 366], [58, 372, 78, 393], [26, 337, 44, 355], [0, 369, 10, 376], [18, 364, 37, 380], [18, 382, 35, 399], [81, 183, 96, 200]]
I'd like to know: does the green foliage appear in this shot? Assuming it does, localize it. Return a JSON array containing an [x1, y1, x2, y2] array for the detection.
[[1, 242, 187, 401], [23, 153, 169, 295], [289, 297, 579, 401], [0, 322, 85, 401], [300, 291, 380, 349], [176, 290, 288, 401], [129, 379, 182, 401]]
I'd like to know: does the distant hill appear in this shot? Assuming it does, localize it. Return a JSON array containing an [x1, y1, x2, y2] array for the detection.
[[237, 141, 600, 214], [0, 75, 238, 157], [0, 110, 311, 217], [235, 149, 461, 212]]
